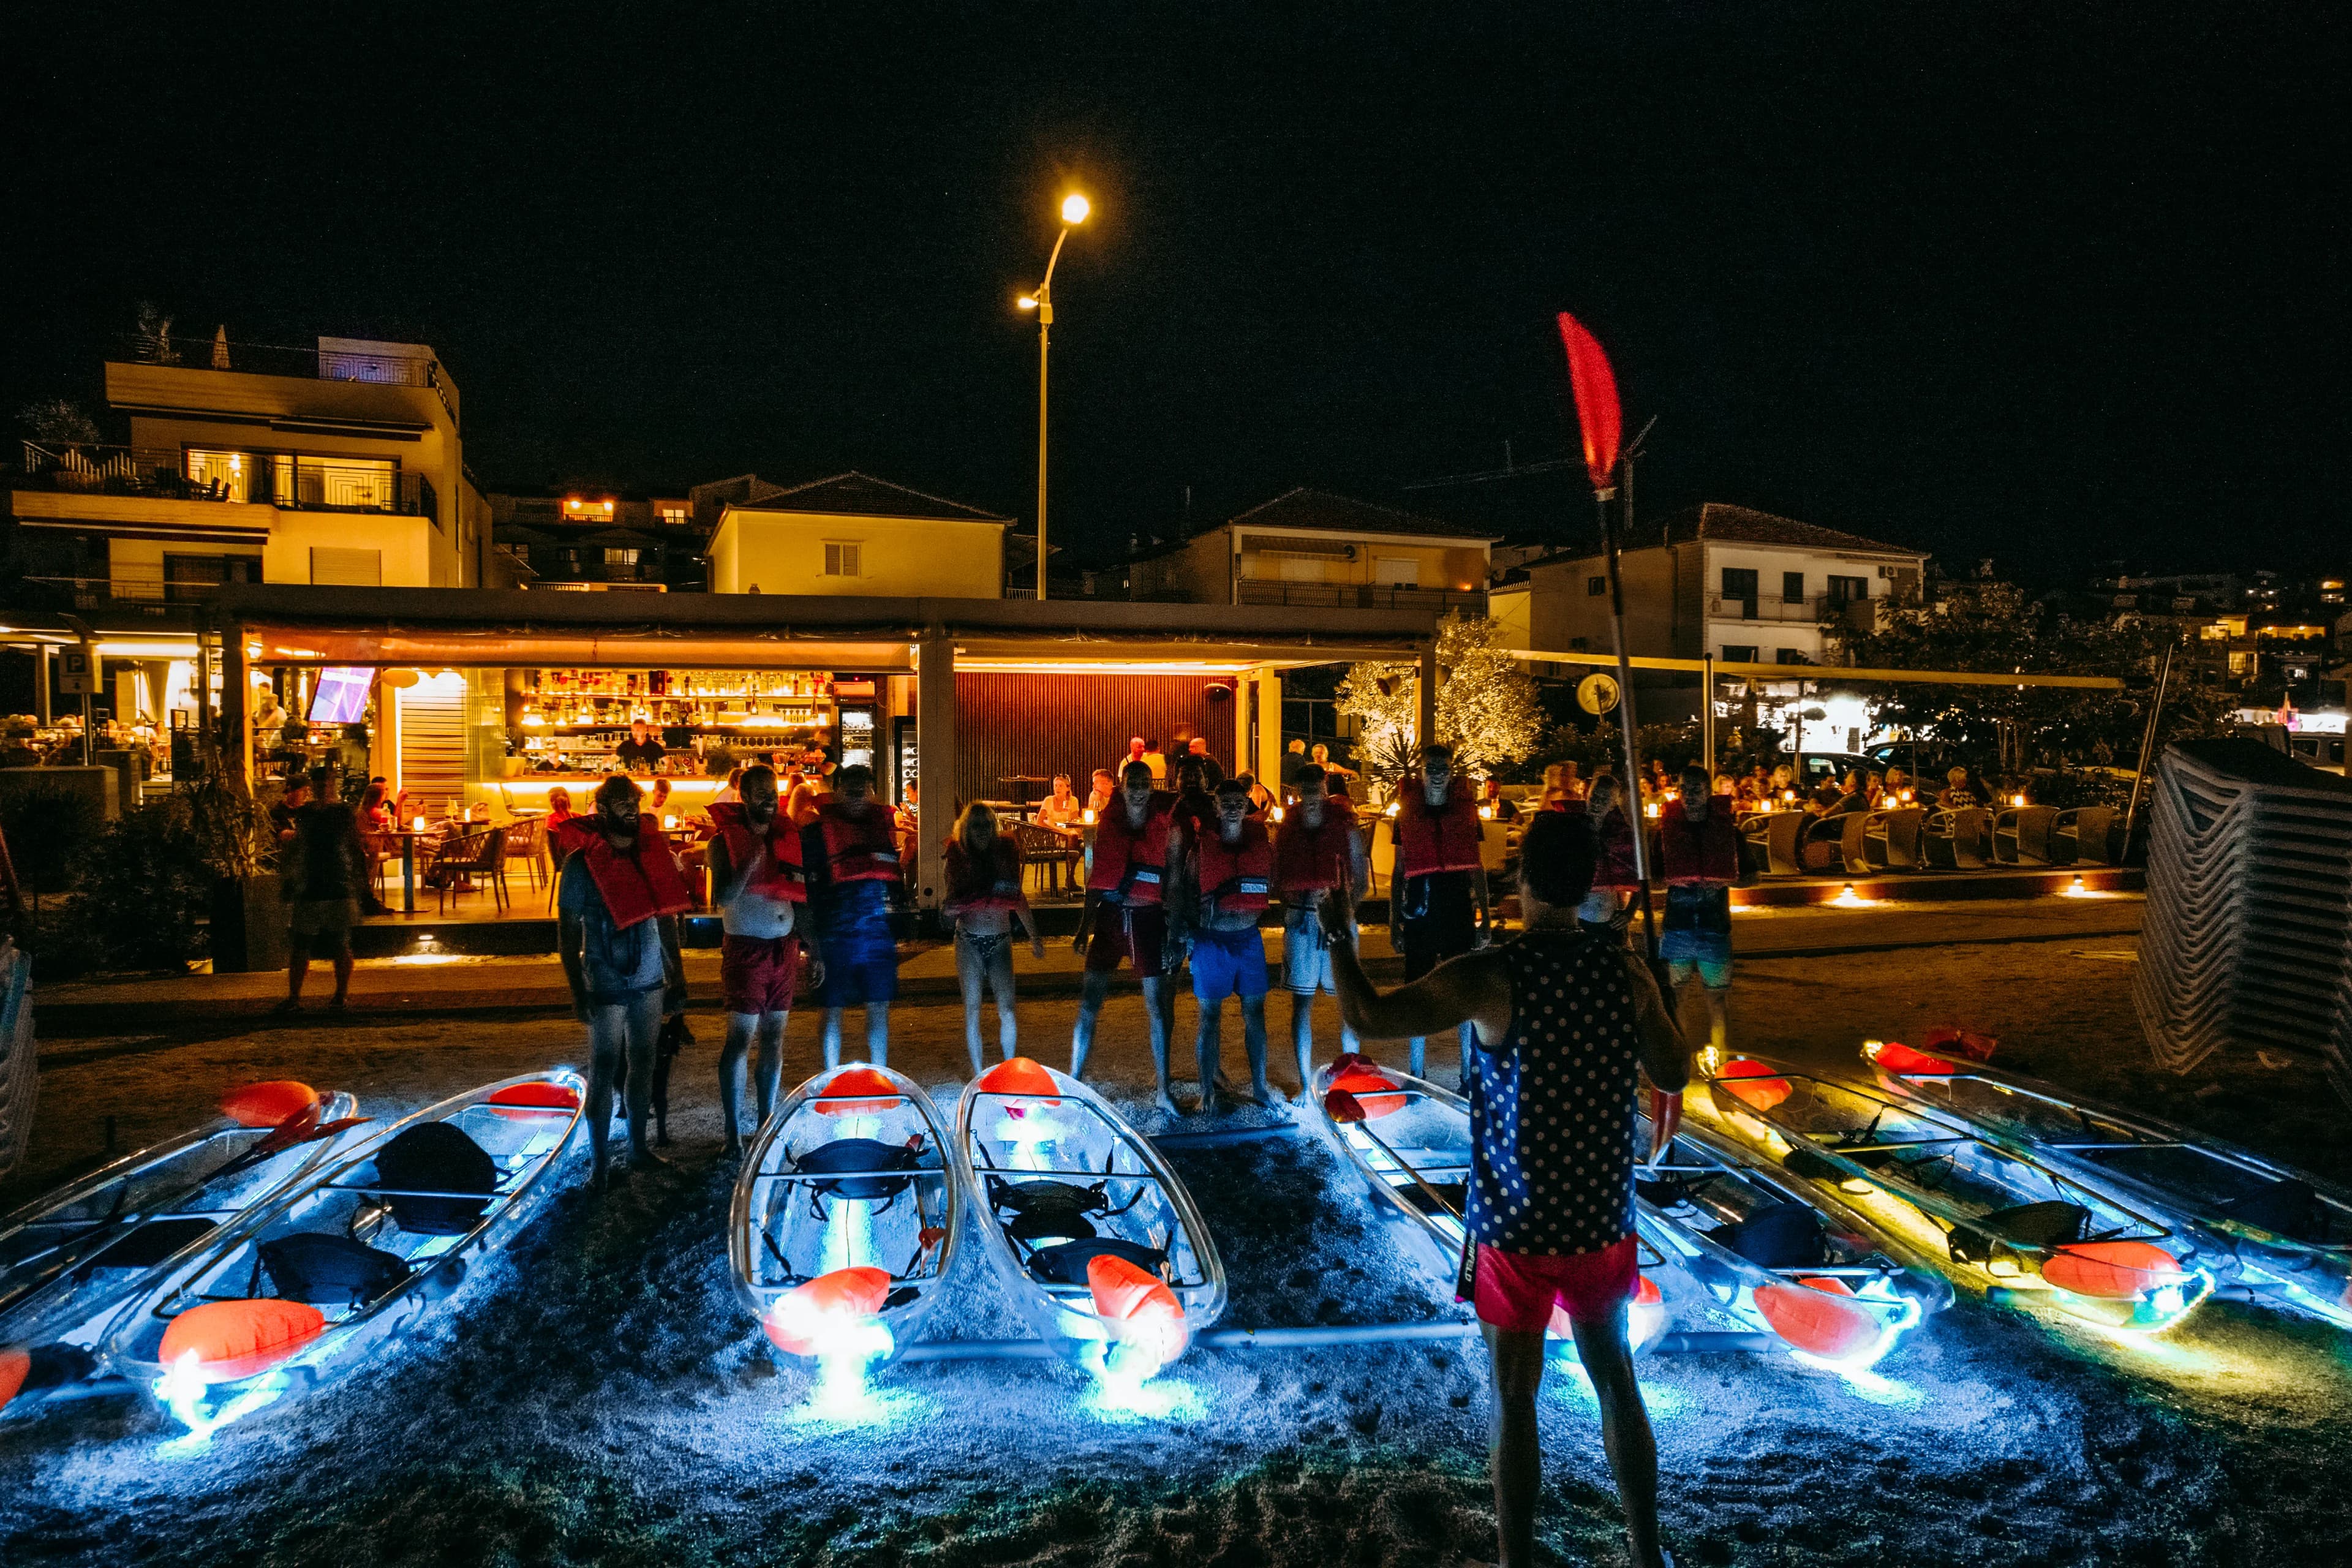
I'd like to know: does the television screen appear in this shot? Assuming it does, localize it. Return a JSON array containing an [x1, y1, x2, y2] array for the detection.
[[308, 666, 374, 726]]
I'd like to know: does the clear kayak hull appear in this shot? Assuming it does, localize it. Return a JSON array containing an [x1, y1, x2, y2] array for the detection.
[[1860, 1041, 2352, 1330], [953, 1058, 1224, 1373], [1690, 1054, 2211, 1336], [730, 1064, 960, 1370], [0, 1090, 363, 1408], [99, 1070, 585, 1421]]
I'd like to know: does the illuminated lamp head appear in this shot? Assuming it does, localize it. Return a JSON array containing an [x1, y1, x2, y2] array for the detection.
[[2041, 1241, 2189, 1302], [158, 1299, 326, 1385], [1325, 1054, 1408, 1118], [1088, 1254, 1187, 1378], [1864, 1041, 1958, 1077], [1714, 1058, 1792, 1112], [763, 1267, 892, 1358], [221, 1080, 318, 1129], [1754, 1278, 1887, 1363], [816, 1066, 903, 1117], [488, 1080, 582, 1120]]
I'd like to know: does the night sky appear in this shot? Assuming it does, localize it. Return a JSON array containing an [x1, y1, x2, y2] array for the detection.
[[7, 6, 2343, 581]]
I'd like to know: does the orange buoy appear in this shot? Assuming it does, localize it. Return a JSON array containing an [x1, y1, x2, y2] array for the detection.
[[816, 1066, 903, 1117], [1869, 1042, 1956, 1076], [158, 1299, 327, 1382], [976, 1057, 1061, 1105], [1326, 1054, 1406, 1118], [1755, 1279, 1883, 1360], [0, 1347, 26, 1413], [2041, 1240, 2186, 1300], [221, 1081, 318, 1129], [487, 1080, 581, 1118], [1716, 1058, 1792, 1112], [1088, 1253, 1188, 1368], [762, 1266, 893, 1357]]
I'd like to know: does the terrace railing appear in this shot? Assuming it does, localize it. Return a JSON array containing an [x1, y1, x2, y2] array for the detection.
[[16, 443, 435, 518]]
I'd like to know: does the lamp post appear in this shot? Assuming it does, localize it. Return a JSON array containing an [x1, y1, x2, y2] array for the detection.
[[1017, 192, 1089, 601]]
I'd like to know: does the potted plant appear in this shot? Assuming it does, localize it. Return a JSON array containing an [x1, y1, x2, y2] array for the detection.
[[188, 772, 283, 974]]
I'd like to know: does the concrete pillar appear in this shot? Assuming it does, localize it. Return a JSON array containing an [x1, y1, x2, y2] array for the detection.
[[36, 644, 51, 725], [1252, 667, 1284, 788], [913, 628, 957, 916], [1416, 640, 1439, 752], [220, 619, 250, 789]]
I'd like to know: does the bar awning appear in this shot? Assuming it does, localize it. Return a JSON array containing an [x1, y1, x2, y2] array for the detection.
[[211, 586, 1440, 671]]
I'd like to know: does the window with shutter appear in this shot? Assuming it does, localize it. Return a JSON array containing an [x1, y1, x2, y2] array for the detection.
[[824, 542, 862, 577], [311, 546, 382, 586]]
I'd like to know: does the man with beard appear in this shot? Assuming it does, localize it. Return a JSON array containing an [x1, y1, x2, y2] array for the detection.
[[708, 764, 824, 1155], [1072, 760, 1182, 1111]]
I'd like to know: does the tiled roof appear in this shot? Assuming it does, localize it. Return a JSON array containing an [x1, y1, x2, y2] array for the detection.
[[1224, 487, 1498, 543], [728, 471, 1010, 523], [1659, 503, 1920, 556]]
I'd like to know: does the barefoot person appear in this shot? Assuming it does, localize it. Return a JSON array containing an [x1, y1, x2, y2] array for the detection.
[[1274, 765, 1366, 1088], [278, 765, 364, 1015], [1186, 776, 1281, 1112], [1657, 764, 1739, 1059], [944, 802, 1045, 1074], [1330, 813, 1688, 1568], [556, 776, 693, 1189], [1072, 760, 1181, 1110], [1391, 741, 1491, 1079], [707, 764, 823, 1156], [805, 763, 902, 1067]]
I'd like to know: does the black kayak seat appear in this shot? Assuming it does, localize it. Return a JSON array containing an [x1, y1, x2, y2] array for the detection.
[[1782, 1147, 1849, 1183], [988, 1176, 1106, 1227], [74, 1216, 219, 1278], [2216, 1178, 2321, 1243], [260, 1232, 412, 1308], [373, 1121, 500, 1237], [1948, 1199, 2089, 1265], [1025, 1237, 1168, 1287], [1404, 1181, 1467, 1217], [794, 1138, 921, 1201], [1711, 1201, 1828, 1268]]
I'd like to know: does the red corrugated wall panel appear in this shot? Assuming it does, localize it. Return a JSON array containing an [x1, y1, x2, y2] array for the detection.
[[952, 673, 1237, 808]]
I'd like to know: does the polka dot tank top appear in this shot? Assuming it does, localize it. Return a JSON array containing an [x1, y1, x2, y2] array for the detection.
[[1468, 927, 1642, 1257]]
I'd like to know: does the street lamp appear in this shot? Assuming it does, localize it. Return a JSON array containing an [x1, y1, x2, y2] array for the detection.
[[1018, 192, 1088, 600]]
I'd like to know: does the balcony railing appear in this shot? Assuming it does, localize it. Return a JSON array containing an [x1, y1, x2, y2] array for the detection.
[[15, 442, 435, 518], [1706, 592, 1871, 625], [12, 576, 209, 616], [1237, 580, 1487, 613]]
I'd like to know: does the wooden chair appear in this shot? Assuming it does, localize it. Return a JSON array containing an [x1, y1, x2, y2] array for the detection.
[[1992, 805, 2062, 865], [431, 828, 507, 914], [1923, 807, 1993, 870], [361, 831, 398, 905], [1740, 812, 1804, 877], [502, 815, 547, 891], [1012, 821, 1083, 898], [2053, 805, 2117, 865], [1864, 808, 1926, 872]]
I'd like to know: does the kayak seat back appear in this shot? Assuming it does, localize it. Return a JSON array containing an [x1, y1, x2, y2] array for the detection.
[[793, 1137, 922, 1202], [1711, 1201, 1828, 1268], [1404, 1180, 1467, 1217], [1026, 1237, 1167, 1287], [374, 1121, 500, 1237], [260, 1233, 413, 1308], [1949, 1199, 2089, 1264]]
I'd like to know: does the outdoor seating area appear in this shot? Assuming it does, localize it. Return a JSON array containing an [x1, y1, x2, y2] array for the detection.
[[1736, 799, 2122, 881]]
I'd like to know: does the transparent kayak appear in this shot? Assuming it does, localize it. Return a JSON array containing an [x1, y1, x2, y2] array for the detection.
[[100, 1070, 584, 1430], [730, 1063, 960, 1370], [1690, 1054, 2212, 1336], [954, 1057, 1224, 1378], [1311, 1054, 1945, 1366], [1858, 1039, 2352, 1330], [0, 1089, 363, 1411]]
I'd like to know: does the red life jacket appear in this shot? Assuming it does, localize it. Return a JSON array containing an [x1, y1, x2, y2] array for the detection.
[[1659, 798, 1740, 885], [944, 834, 1025, 914], [1087, 797, 1174, 905], [1274, 805, 1357, 894], [551, 815, 693, 930], [1194, 818, 1275, 914], [1589, 805, 1643, 891], [816, 800, 902, 883], [1395, 781, 1483, 878], [706, 801, 807, 903]]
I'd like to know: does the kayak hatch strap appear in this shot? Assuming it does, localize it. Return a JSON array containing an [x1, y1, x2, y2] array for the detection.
[[1098, 1185, 1151, 1221], [758, 1219, 799, 1284]]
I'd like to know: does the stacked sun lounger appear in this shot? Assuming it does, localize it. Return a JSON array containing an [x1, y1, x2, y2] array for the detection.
[[2131, 737, 2352, 1106], [0, 937, 36, 1179]]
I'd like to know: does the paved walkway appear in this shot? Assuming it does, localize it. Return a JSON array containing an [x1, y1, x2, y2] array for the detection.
[[37, 893, 2144, 1032]]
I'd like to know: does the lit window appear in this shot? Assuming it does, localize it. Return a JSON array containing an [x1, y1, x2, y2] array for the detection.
[[824, 541, 862, 577], [603, 548, 639, 567]]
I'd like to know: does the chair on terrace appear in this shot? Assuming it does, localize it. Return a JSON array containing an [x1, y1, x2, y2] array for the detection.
[[1864, 808, 1926, 872], [1923, 807, 1993, 870], [1740, 812, 1804, 878], [1992, 805, 2063, 866], [2053, 805, 2117, 866]]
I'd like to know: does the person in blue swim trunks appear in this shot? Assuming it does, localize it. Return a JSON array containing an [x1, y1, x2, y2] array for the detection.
[[803, 763, 903, 1067], [1184, 776, 1282, 1112]]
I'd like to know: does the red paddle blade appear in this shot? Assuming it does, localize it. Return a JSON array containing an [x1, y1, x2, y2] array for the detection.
[[1555, 312, 1623, 492]]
